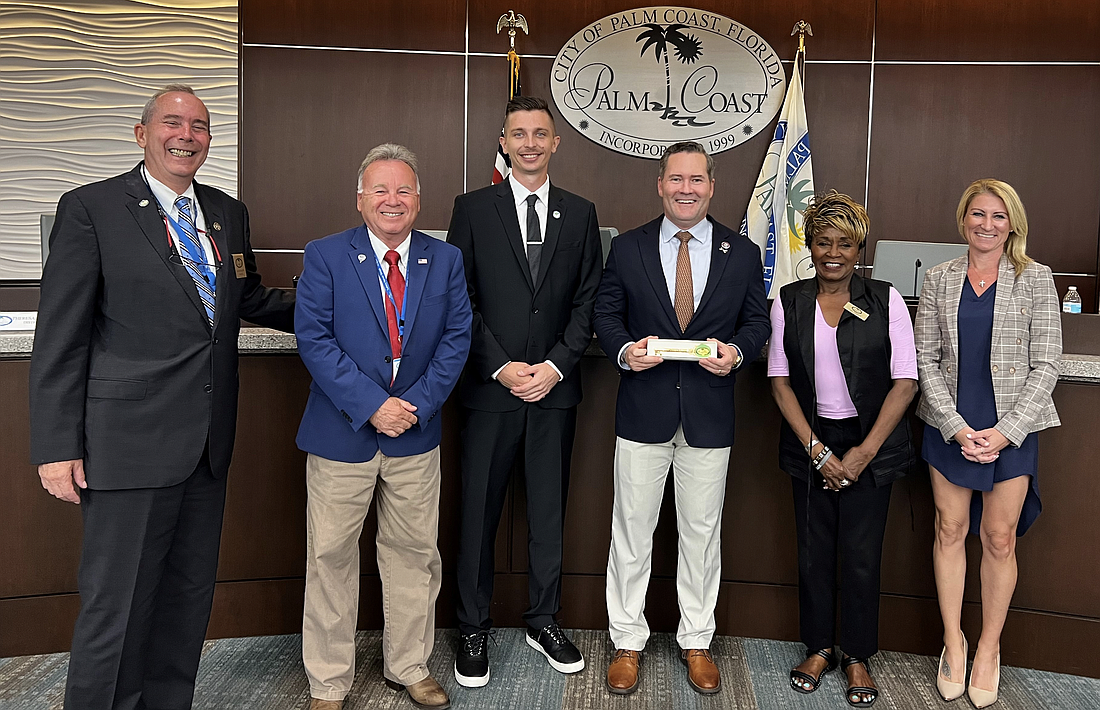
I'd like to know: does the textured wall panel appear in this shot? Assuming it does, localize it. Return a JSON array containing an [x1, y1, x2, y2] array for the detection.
[[0, 1, 238, 279]]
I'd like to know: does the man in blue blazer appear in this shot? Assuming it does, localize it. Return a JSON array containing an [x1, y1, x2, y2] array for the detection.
[[593, 142, 770, 696], [294, 143, 471, 710]]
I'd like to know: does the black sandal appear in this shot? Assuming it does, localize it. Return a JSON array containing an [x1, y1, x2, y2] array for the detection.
[[790, 648, 837, 694], [841, 655, 879, 707]]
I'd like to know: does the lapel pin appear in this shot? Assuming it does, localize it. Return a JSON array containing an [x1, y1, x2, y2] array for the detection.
[[358, 254, 366, 263], [138, 199, 149, 207], [720, 241, 730, 253], [212, 222, 221, 231], [418, 258, 428, 264], [552, 210, 561, 219]]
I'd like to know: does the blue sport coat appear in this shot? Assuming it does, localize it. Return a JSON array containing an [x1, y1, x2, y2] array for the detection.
[[592, 216, 770, 448], [295, 226, 472, 462]]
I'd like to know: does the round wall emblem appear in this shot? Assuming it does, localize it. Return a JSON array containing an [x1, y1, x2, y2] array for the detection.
[[551, 7, 786, 159]]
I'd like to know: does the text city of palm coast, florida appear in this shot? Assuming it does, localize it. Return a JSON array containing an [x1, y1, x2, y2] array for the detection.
[[551, 6, 786, 159]]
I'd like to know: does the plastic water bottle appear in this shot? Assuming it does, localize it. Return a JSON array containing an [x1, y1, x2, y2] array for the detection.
[[1062, 286, 1082, 314]]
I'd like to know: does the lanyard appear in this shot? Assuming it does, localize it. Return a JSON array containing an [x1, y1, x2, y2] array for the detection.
[[141, 173, 221, 264], [373, 250, 408, 343]]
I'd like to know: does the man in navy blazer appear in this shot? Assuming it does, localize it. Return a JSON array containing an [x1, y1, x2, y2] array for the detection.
[[593, 142, 770, 696], [294, 143, 471, 710]]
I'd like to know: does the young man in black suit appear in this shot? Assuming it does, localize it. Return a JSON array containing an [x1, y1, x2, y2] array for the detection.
[[592, 141, 770, 696], [447, 96, 603, 687], [30, 84, 294, 709]]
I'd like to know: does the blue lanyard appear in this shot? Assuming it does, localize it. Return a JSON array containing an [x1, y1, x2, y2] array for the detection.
[[145, 188, 217, 266], [374, 250, 408, 343]]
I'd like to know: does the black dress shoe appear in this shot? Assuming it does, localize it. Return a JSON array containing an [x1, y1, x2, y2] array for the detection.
[[454, 631, 490, 687], [525, 623, 585, 673]]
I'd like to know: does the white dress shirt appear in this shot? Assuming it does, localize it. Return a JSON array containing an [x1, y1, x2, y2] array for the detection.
[[658, 215, 711, 310], [507, 173, 550, 251], [142, 166, 215, 266], [367, 229, 410, 381], [491, 174, 562, 382]]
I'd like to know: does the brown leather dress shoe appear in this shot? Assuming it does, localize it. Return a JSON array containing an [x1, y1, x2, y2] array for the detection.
[[681, 648, 721, 694], [307, 700, 343, 710], [385, 675, 451, 709], [606, 649, 641, 695]]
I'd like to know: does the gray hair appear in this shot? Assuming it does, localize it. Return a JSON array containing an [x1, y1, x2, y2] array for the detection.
[[140, 84, 204, 125], [658, 141, 715, 181], [356, 143, 421, 194]]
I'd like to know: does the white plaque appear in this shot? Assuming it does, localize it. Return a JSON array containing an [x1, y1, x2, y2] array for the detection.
[[646, 338, 718, 360], [551, 7, 786, 159]]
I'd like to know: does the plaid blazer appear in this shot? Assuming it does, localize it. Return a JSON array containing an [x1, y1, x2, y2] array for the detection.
[[915, 253, 1061, 446]]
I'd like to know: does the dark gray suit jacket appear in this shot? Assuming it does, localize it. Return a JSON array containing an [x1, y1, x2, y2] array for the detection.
[[447, 180, 602, 412], [30, 163, 294, 489]]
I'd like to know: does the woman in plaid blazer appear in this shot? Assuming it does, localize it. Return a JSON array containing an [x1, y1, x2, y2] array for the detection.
[[915, 179, 1062, 708]]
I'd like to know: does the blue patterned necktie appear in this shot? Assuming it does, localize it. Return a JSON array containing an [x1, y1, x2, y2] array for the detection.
[[174, 196, 216, 326]]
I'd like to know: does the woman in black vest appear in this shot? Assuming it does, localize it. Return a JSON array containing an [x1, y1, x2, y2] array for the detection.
[[768, 192, 918, 707]]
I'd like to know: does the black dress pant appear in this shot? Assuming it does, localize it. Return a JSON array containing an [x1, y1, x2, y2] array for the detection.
[[790, 417, 893, 660], [455, 405, 576, 635], [65, 454, 227, 710]]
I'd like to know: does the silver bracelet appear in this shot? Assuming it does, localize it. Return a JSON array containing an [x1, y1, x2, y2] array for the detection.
[[804, 437, 820, 454], [813, 450, 833, 471]]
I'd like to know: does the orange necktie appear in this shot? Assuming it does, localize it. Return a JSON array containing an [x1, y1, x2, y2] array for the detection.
[[674, 230, 694, 332]]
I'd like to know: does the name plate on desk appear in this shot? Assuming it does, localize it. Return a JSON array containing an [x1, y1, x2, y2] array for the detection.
[[647, 338, 716, 361], [0, 312, 37, 331]]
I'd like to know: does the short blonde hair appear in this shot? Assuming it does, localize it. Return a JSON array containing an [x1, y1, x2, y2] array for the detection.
[[802, 190, 869, 247], [956, 178, 1031, 276]]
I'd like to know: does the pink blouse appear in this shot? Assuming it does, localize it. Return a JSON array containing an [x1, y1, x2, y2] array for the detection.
[[767, 287, 917, 418]]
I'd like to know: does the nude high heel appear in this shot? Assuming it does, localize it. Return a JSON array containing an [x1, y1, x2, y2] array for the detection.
[[936, 633, 967, 701], [967, 653, 1000, 708]]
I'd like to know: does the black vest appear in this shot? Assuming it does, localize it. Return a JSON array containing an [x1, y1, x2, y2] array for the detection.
[[777, 274, 913, 485]]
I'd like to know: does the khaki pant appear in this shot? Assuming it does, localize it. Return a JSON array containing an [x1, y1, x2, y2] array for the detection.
[[302, 449, 442, 700]]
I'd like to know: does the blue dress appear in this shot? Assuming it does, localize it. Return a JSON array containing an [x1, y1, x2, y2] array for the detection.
[[922, 279, 1041, 536]]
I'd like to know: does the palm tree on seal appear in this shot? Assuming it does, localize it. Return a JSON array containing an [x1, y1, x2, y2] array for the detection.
[[636, 23, 703, 120]]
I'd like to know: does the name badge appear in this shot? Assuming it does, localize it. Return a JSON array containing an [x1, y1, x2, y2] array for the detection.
[[843, 302, 869, 321], [232, 253, 247, 279]]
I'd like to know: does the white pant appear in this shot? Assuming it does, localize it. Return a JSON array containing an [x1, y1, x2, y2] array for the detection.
[[605, 427, 730, 650]]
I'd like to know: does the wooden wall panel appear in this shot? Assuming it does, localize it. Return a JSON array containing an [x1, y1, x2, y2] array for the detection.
[[4, 356, 1100, 677], [241, 0, 465, 52], [0, 361, 82, 599], [216, 357, 311, 581], [866, 65, 1100, 278], [253, 252, 304, 290], [876, 0, 1100, 62], [240, 48, 465, 248], [0, 287, 39, 310], [468, 0, 874, 61], [1014, 383, 1100, 617], [467, 57, 870, 237]]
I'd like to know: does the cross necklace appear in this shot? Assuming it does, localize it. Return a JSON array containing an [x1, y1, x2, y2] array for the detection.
[[970, 266, 996, 291]]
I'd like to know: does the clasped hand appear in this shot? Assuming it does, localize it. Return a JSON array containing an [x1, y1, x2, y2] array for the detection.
[[819, 444, 874, 491], [498, 361, 559, 402], [369, 397, 418, 438], [954, 426, 1008, 463]]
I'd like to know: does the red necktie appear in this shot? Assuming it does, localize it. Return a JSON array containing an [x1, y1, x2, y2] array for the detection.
[[383, 250, 405, 360]]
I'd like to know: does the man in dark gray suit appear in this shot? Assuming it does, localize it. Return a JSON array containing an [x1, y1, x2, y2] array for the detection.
[[30, 84, 294, 710], [447, 96, 603, 688]]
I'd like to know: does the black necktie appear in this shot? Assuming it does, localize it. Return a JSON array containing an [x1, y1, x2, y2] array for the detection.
[[525, 193, 542, 282]]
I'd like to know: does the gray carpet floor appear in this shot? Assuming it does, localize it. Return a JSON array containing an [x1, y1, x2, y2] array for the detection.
[[2, 629, 1098, 709]]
